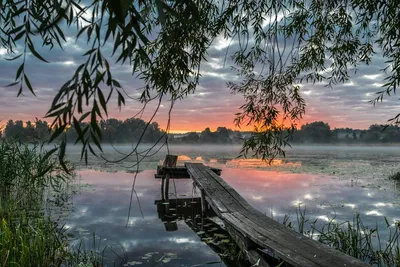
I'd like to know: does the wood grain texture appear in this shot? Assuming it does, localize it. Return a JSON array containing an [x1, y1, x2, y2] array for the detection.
[[185, 163, 370, 267]]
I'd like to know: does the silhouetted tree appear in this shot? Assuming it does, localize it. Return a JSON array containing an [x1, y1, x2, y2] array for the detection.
[[300, 122, 331, 143], [35, 120, 50, 140], [181, 132, 200, 143]]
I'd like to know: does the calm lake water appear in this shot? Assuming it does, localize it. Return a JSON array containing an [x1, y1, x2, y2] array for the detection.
[[62, 145, 400, 266]]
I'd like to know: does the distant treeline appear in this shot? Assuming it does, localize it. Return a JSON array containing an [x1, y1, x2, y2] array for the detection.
[[170, 121, 400, 144], [291, 121, 400, 143], [0, 118, 242, 144], [2, 119, 400, 144], [170, 127, 243, 144], [1, 118, 164, 143]]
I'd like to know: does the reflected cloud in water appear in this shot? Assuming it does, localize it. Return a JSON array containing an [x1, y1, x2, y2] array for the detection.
[[67, 167, 400, 266], [68, 170, 220, 266], [220, 168, 400, 230]]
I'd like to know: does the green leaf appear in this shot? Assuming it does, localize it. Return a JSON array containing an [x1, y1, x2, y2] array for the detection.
[[83, 48, 97, 56], [7, 81, 20, 87], [27, 42, 49, 63], [45, 106, 70, 118], [97, 88, 108, 116], [112, 79, 121, 88], [54, 24, 67, 41], [15, 63, 24, 80], [59, 139, 66, 161], [91, 131, 103, 152], [91, 116, 102, 138], [84, 149, 88, 165], [5, 53, 23, 61], [49, 125, 66, 143], [41, 147, 58, 164], [93, 100, 102, 119], [88, 143, 97, 156], [73, 117, 82, 136], [13, 30, 25, 41], [79, 111, 91, 122], [117, 91, 125, 108], [9, 25, 24, 34], [24, 73, 36, 96]]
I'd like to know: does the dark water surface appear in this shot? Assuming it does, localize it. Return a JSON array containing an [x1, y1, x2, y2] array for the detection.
[[66, 167, 400, 266]]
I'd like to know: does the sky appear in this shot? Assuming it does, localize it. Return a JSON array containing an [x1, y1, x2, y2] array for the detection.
[[0, 15, 399, 133]]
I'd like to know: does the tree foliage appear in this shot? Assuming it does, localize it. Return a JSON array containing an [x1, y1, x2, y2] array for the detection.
[[3, 117, 165, 144], [4, 119, 51, 141], [1, 0, 399, 165], [297, 121, 331, 143]]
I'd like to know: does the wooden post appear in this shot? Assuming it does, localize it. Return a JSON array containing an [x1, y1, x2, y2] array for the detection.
[[163, 155, 178, 167], [161, 155, 177, 201], [161, 177, 165, 201], [200, 189, 206, 216], [164, 221, 178, 231], [165, 173, 170, 201]]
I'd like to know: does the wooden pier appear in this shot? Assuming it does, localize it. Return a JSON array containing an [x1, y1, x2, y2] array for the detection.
[[155, 156, 370, 267], [154, 197, 249, 266]]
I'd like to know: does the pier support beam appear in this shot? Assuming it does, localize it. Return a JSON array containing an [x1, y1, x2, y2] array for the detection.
[[200, 189, 206, 216], [164, 173, 170, 200]]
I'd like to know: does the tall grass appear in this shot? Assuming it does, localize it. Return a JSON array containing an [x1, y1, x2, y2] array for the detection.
[[0, 140, 111, 266], [0, 216, 69, 266], [0, 140, 73, 266], [283, 206, 400, 267], [0, 140, 72, 211], [389, 171, 400, 182]]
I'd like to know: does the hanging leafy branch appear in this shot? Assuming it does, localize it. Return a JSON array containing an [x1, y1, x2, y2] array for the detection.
[[1, 0, 400, 166]]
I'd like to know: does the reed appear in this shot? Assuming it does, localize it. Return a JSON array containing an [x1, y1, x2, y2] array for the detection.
[[283, 206, 400, 267], [0, 140, 111, 266], [389, 172, 400, 181]]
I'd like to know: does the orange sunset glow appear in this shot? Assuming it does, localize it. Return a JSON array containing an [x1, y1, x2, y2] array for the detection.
[[3, 3, 400, 267], [0, 111, 371, 134]]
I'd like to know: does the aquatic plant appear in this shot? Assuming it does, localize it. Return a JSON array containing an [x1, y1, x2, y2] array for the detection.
[[0, 215, 117, 267], [0, 140, 73, 210], [0, 140, 117, 266], [283, 206, 400, 267], [0, 215, 69, 266], [389, 172, 400, 181], [67, 233, 127, 267]]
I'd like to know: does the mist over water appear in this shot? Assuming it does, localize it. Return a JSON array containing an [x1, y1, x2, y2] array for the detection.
[[56, 144, 400, 265]]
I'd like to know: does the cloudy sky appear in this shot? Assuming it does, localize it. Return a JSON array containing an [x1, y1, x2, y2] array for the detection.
[[0, 19, 398, 133]]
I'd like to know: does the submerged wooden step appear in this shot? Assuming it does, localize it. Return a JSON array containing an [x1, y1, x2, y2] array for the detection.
[[185, 163, 370, 267]]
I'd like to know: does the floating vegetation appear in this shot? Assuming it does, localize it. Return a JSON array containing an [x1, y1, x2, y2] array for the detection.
[[389, 172, 400, 181], [124, 261, 143, 266], [188, 217, 248, 266]]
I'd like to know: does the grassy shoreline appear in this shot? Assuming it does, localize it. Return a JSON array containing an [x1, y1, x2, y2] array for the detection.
[[0, 140, 115, 266]]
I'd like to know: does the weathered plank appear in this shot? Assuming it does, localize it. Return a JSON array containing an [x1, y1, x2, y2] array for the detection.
[[185, 163, 370, 267], [225, 224, 272, 267], [155, 165, 222, 179]]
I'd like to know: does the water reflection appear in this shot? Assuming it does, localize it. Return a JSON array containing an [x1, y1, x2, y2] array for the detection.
[[220, 168, 400, 229], [154, 196, 249, 266], [67, 168, 400, 266], [168, 155, 302, 168], [68, 170, 224, 266], [226, 158, 301, 168], [155, 197, 214, 231]]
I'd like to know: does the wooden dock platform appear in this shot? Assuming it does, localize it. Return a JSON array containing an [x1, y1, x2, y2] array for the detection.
[[154, 165, 221, 179], [184, 163, 370, 267]]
